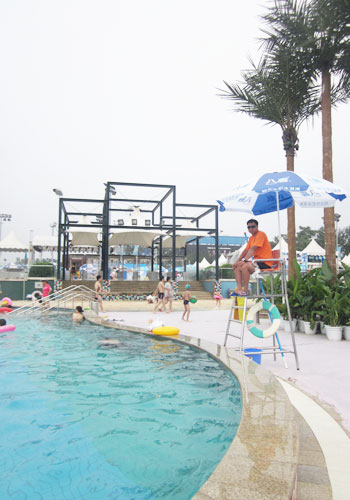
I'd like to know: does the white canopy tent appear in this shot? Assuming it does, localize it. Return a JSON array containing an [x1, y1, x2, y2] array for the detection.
[[162, 220, 208, 249], [301, 239, 325, 256], [342, 254, 350, 266], [272, 237, 289, 254], [199, 257, 211, 269], [218, 254, 228, 266], [109, 207, 166, 247], [70, 216, 100, 247], [109, 230, 164, 247], [0, 232, 28, 251]]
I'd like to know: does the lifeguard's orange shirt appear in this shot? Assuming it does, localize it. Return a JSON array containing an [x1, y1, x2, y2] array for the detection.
[[246, 230, 273, 265]]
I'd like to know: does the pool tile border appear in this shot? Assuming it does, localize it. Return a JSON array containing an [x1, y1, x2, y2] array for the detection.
[[86, 312, 298, 500]]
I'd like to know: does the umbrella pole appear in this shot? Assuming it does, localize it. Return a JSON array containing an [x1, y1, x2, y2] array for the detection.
[[276, 191, 282, 252]]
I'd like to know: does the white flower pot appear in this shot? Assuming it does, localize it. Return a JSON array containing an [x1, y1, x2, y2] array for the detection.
[[319, 321, 327, 335], [283, 318, 297, 333], [343, 326, 350, 341], [325, 325, 343, 342], [299, 320, 317, 335]]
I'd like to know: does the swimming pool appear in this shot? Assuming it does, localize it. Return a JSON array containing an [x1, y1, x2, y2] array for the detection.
[[0, 315, 242, 500]]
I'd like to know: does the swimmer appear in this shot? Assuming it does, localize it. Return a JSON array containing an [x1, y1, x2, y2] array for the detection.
[[98, 339, 121, 347], [0, 319, 6, 327], [72, 305, 84, 322]]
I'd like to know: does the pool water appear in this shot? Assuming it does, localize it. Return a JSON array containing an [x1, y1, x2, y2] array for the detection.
[[0, 315, 242, 500]]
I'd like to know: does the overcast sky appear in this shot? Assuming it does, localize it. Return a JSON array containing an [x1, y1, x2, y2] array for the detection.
[[1, 0, 349, 247]]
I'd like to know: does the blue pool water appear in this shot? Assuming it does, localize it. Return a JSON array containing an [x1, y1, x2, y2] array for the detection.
[[0, 315, 242, 500]]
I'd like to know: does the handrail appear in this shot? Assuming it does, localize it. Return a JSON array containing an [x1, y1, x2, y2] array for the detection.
[[9, 285, 96, 316]]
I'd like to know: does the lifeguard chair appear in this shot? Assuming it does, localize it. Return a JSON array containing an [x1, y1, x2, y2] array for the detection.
[[224, 252, 300, 370]]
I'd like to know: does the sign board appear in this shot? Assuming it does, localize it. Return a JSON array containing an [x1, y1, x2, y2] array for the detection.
[[34, 282, 43, 289]]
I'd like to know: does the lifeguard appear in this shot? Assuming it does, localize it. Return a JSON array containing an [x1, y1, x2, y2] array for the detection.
[[232, 219, 272, 296]]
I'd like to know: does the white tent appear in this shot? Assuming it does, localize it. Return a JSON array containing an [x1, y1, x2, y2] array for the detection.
[[162, 220, 208, 249], [342, 254, 350, 266], [109, 230, 164, 247], [272, 237, 289, 254], [218, 254, 228, 266], [301, 239, 325, 256], [70, 216, 100, 247], [0, 231, 28, 251], [109, 207, 166, 247], [199, 257, 211, 269]]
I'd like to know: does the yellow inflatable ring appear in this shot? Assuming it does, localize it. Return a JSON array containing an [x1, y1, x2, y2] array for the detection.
[[152, 326, 180, 336], [246, 300, 280, 338]]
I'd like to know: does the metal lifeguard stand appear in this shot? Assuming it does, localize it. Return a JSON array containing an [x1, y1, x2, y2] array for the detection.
[[224, 254, 300, 370]]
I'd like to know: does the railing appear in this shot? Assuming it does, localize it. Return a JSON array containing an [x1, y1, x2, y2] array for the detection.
[[8, 285, 96, 317]]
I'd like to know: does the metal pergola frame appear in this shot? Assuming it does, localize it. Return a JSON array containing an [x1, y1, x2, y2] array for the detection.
[[56, 181, 219, 281]]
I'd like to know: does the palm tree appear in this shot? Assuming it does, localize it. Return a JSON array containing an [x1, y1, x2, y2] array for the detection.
[[263, 0, 350, 276], [221, 46, 320, 278]]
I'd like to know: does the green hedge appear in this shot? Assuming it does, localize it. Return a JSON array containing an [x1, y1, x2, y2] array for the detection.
[[28, 265, 55, 278]]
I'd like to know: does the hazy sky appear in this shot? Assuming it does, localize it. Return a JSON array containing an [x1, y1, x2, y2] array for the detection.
[[1, 0, 349, 246]]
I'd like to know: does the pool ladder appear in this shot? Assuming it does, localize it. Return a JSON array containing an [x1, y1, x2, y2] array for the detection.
[[8, 285, 96, 316]]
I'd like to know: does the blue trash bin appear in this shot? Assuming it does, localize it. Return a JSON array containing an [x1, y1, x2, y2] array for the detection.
[[243, 348, 262, 364]]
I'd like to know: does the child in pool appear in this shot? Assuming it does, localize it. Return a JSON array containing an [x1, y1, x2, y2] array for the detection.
[[182, 284, 191, 322], [72, 306, 84, 322]]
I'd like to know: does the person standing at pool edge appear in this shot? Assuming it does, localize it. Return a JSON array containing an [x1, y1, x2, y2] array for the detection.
[[182, 284, 191, 322], [42, 280, 52, 309], [232, 219, 272, 296], [94, 275, 104, 312], [153, 276, 165, 313]]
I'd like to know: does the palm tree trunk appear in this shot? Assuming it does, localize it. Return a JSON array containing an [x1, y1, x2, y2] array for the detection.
[[321, 68, 337, 278], [286, 153, 297, 279]]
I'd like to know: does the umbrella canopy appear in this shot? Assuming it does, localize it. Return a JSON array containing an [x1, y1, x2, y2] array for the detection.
[[0, 232, 28, 251], [70, 216, 100, 247], [217, 171, 347, 215], [109, 230, 164, 247], [301, 239, 325, 256]]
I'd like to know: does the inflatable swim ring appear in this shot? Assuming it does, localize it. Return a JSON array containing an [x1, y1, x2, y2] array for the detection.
[[1, 297, 13, 307], [0, 307, 12, 313], [32, 291, 43, 301], [213, 295, 222, 300], [152, 326, 180, 336], [0, 325, 16, 333], [246, 300, 280, 338], [189, 297, 197, 304]]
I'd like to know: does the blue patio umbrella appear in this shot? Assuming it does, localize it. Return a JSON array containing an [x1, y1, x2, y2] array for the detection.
[[217, 171, 347, 246]]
